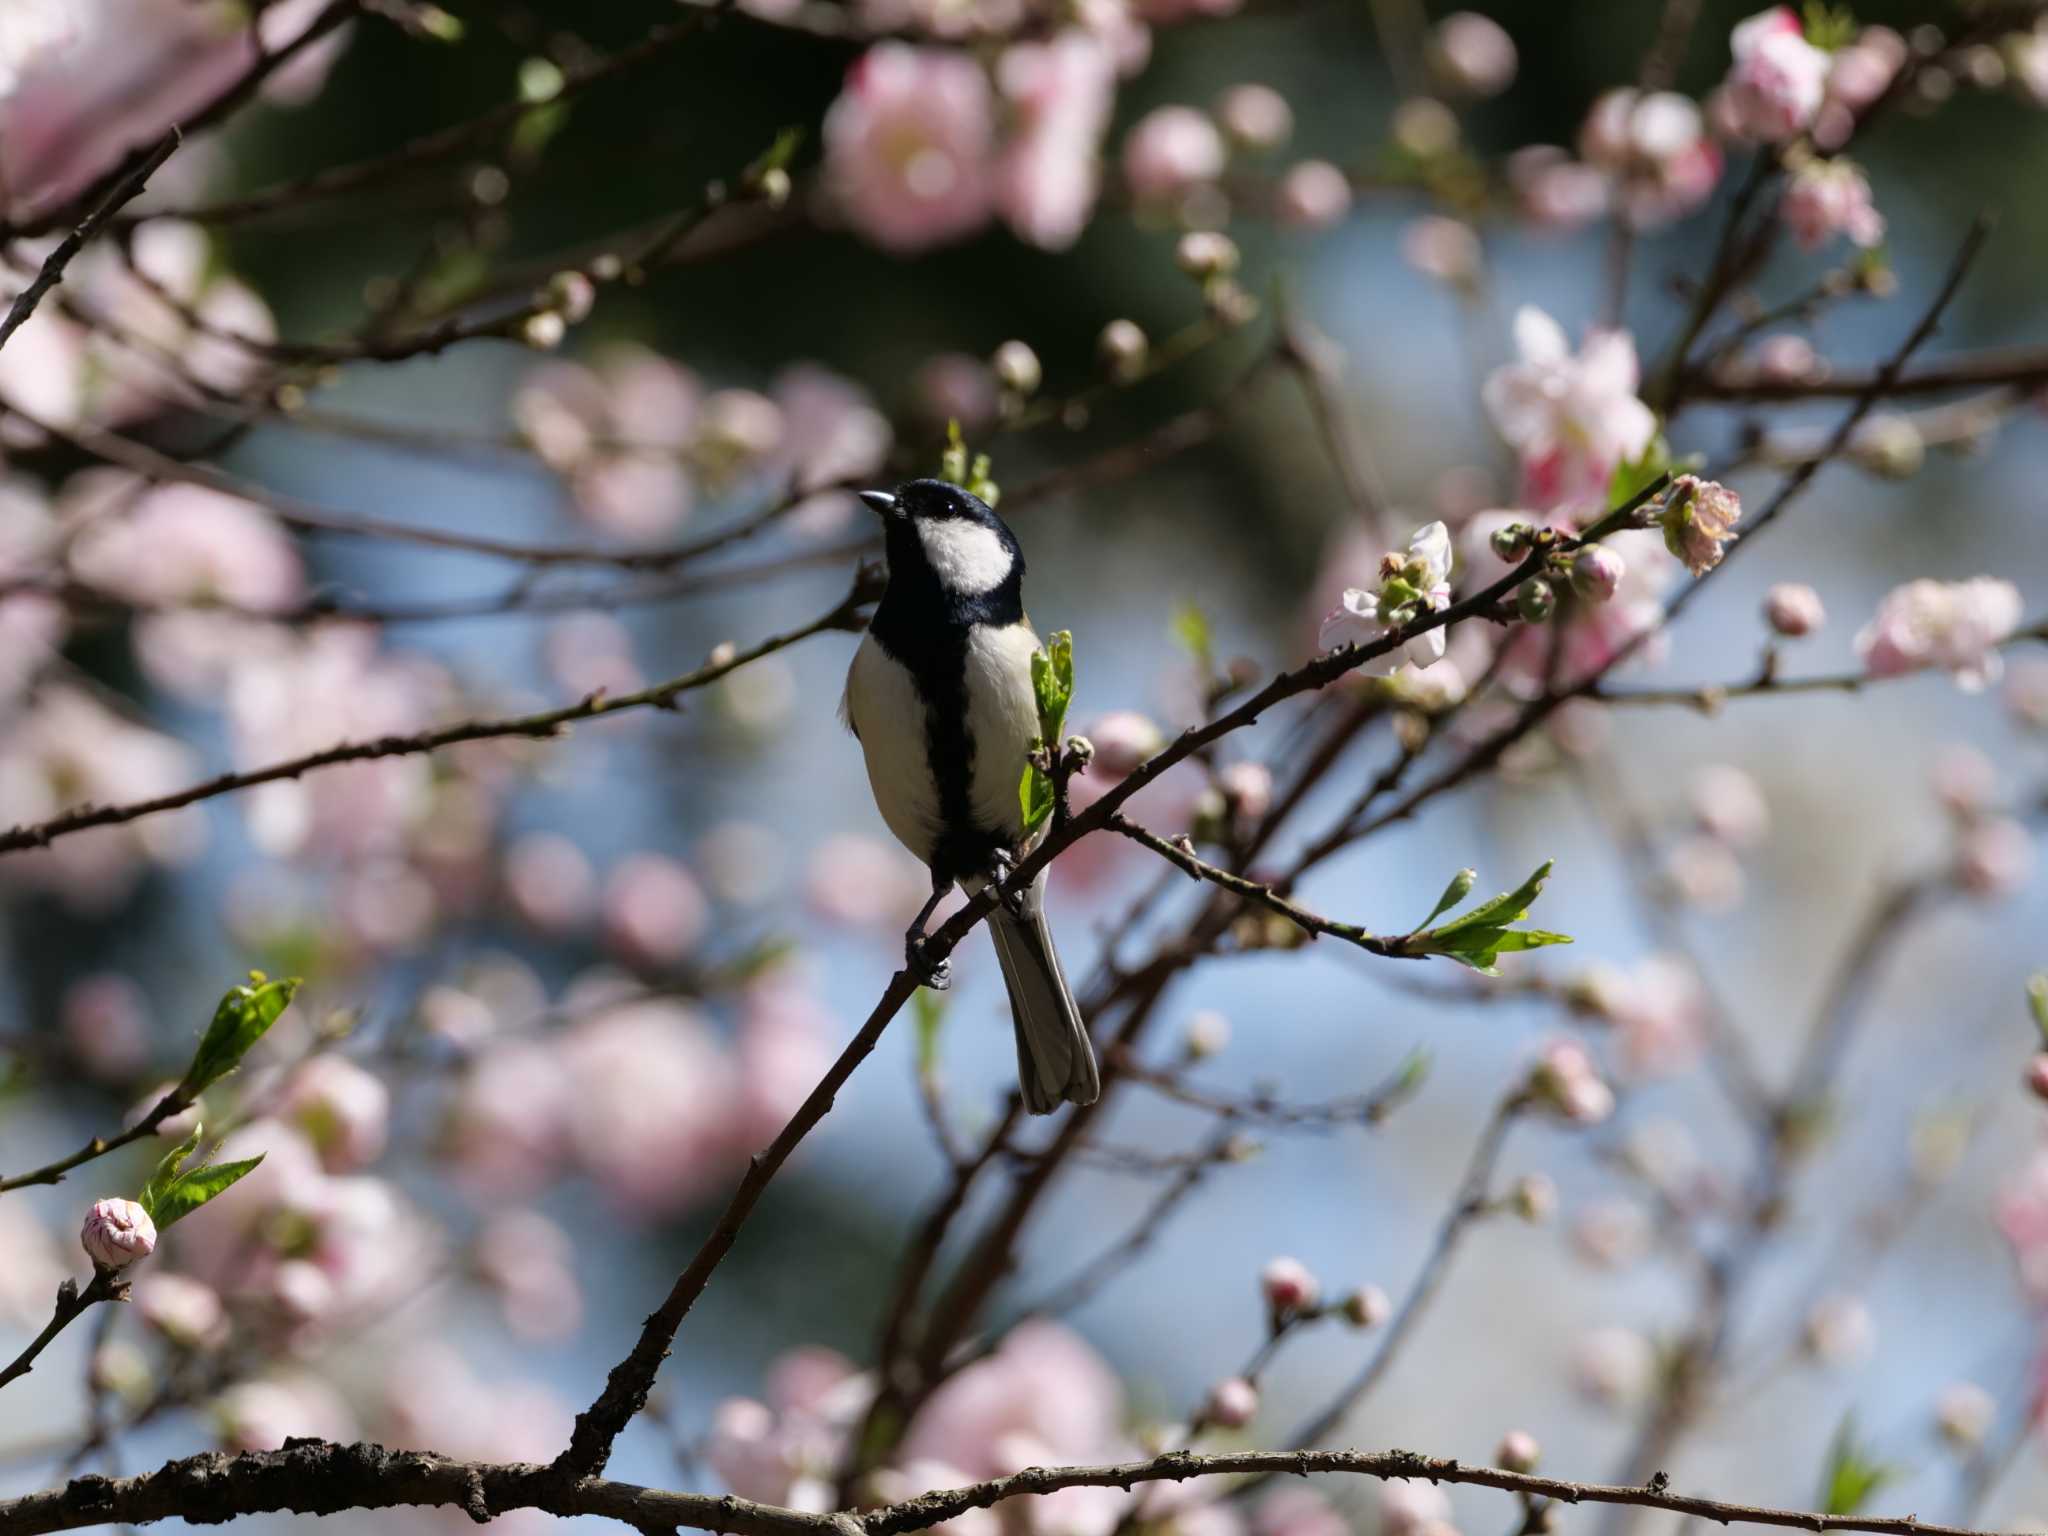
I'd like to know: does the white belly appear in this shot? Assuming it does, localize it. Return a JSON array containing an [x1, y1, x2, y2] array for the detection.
[[844, 633, 943, 863], [962, 621, 1043, 847], [842, 622, 1044, 867]]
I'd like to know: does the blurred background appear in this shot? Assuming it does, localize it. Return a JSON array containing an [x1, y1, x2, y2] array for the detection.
[[2, 1, 2047, 1533]]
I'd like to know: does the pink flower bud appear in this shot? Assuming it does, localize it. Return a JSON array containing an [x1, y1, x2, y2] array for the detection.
[[82, 1198, 156, 1269], [1341, 1283, 1391, 1328], [1936, 1381, 1995, 1448], [1530, 1038, 1615, 1125], [1430, 11, 1516, 98], [1570, 545, 1625, 603], [135, 1274, 228, 1350], [1573, 1325, 1653, 1405], [1218, 761, 1273, 820], [992, 340, 1042, 396], [1206, 1375, 1260, 1427], [1098, 319, 1149, 380], [1932, 745, 1997, 817], [1957, 817, 2033, 900], [1379, 1478, 1453, 1536], [1275, 160, 1352, 230], [1496, 1430, 1540, 1472], [1802, 1292, 1875, 1365], [1216, 84, 1292, 150], [1260, 1255, 1320, 1314], [1175, 230, 1239, 278], [1690, 764, 1769, 849], [1763, 582, 1825, 637], [279, 1054, 390, 1173], [1399, 215, 1482, 288], [1185, 1010, 1231, 1058], [602, 853, 710, 968], [1122, 106, 1225, 202], [1510, 1173, 1557, 1224], [1752, 334, 1820, 384], [1084, 711, 1165, 777], [2025, 1055, 2048, 1104]]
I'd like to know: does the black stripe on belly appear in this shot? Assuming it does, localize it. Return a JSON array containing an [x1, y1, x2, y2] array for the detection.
[[869, 616, 1008, 885]]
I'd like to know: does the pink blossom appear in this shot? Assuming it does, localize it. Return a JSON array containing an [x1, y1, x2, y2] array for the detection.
[[214, 1375, 357, 1453], [1718, 7, 1829, 142], [1529, 1037, 1615, 1124], [1662, 835, 1744, 912], [1802, 1293, 1875, 1364], [1399, 216, 1482, 287], [560, 1000, 741, 1214], [61, 972, 152, 1082], [1429, 12, 1515, 98], [82, 1197, 155, 1268], [1573, 1199, 1652, 1269], [1205, 1376, 1259, 1428], [1083, 711, 1166, 777], [1260, 1255, 1320, 1313], [1579, 89, 1722, 228], [1855, 577, 2023, 690], [1319, 521, 1453, 672], [278, 1054, 391, 1172], [1482, 308, 1655, 511], [381, 1343, 571, 1467], [1574, 1326, 1654, 1404], [504, 831, 597, 934], [1956, 818, 2034, 900], [707, 1347, 871, 1508], [2007, 658, 2048, 730], [1121, 105, 1225, 203], [135, 1273, 228, 1349], [1342, 1284, 1391, 1328], [474, 1208, 584, 1343], [1937, 1382, 1995, 1448], [602, 853, 710, 968], [1764, 582, 1825, 636], [1496, 1431, 1540, 1472], [1216, 83, 1291, 149], [1275, 160, 1352, 229], [806, 833, 931, 929], [0, 0, 77, 99], [1571, 545, 1626, 603], [1932, 745, 1997, 817], [1781, 157, 1885, 250], [1998, 1146, 2048, 1298], [1604, 954, 1709, 1079], [1690, 764, 1769, 848], [773, 364, 894, 503], [1752, 334, 1821, 384], [1255, 1488, 1348, 1536], [1217, 761, 1272, 820], [1379, 1478, 1453, 1536], [0, 685, 202, 910], [823, 45, 996, 252], [733, 980, 833, 1148], [1661, 475, 1742, 575], [994, 32, 1115, 250], [1506, 146, 1609, 230], [902, 1319, 1124, 1473], [445, 1041, 574, 1195]]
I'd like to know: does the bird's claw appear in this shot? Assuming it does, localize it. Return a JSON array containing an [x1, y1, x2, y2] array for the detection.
[[987, 852, 1031, 918], [907, 935, 951, 991]]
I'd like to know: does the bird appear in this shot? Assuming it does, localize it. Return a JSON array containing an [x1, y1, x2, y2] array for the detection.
[[840, 477, 1100, 1115]]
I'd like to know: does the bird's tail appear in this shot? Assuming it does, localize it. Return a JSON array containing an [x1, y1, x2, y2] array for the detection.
[[986, 872, 1100, 1114]]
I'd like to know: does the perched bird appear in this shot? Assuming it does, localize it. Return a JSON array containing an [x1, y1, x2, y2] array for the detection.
[[841, 478, 1100, 1114]]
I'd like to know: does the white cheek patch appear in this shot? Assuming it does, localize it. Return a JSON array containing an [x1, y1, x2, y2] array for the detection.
[[917, 518, 1013, 595]]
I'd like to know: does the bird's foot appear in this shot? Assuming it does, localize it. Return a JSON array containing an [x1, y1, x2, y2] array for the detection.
[[906, 934, 951, 991], [986, 851, 1031, 918]]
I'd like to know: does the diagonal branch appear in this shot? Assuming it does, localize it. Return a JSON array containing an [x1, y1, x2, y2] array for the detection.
[[0, 132, 180, 356]]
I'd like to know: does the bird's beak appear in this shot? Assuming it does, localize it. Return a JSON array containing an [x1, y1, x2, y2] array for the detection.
[[859, 490, 898, 518]]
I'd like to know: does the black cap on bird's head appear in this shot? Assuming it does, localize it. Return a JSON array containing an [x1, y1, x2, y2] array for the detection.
[[860, 478, 1024, 611]]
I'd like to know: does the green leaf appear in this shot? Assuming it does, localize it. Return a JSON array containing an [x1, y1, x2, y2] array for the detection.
[[1607, 433, 1672, 511], [1019, 631, 1075, 835], [1408, 862, 1573, 974], [1171, 602, 1213, 668], [1418, 868, 1477, 930], [2029, 973, 2048, 1046], [147, 1156, 265, 1231], [180, 975, 300, 1096], [138, 1124, 204, 1222], [1430, 860, 1555, 937], [913, 987, 948, 1078], [1818, 1418, 1902, 1516]]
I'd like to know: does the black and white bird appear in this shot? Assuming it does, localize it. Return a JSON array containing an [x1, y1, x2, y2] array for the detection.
[[841, 478, 1100, 1114]]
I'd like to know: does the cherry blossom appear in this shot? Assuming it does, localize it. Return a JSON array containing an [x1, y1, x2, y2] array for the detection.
[[1715, 7, 1829, 143], [1482, 307, 1656, 510], [1855, 577, 2024, 690], [1780, 157, 1886, 250], [823, 45, 996, 252], [1318, 521, 1453, 672]]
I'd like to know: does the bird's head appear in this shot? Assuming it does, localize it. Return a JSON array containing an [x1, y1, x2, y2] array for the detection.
[[861, 478, 1023, 602]]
